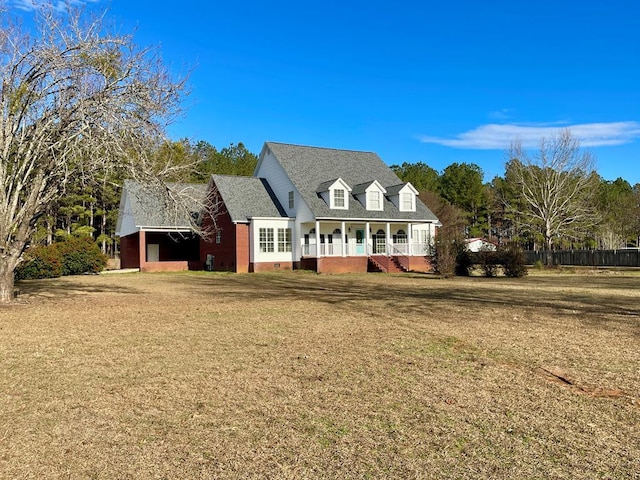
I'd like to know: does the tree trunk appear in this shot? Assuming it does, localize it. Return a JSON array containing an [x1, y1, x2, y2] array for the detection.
[[0, 260, 17, 303]]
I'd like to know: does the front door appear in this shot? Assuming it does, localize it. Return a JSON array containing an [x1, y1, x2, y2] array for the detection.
[[355, 229, 365, 255]]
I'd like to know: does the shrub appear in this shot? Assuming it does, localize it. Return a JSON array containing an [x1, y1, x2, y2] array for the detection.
[[478, 250, 500, 277], [501, 244, 528, 278], [434, 238, 457, 277], [57, 236, 107, 275], [16, 237, 107, 280], [15, 245, 63, 280], [455, 247, 473, 276]]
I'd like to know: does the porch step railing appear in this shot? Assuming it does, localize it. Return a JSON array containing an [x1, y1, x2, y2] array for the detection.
[[388, 243, 411, 272]]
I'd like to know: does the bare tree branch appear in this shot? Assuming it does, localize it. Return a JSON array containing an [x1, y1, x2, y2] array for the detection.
[[505, 129, 598, 252], [0, 5, 210, 302]]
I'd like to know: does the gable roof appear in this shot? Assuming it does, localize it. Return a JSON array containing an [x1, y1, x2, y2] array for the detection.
[[211, 174, 287, 223], [118, 180, 207, 231], [352, 180, 387, 195], [262, 142, 438, 222], [386, 182, 418, 196]]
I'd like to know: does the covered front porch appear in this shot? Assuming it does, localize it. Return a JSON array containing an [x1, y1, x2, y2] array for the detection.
[[299, 220, 435, 273]]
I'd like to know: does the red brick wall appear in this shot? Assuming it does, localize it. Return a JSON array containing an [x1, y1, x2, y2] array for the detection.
[[408, 256, 434, 273], [199, 208, 251, 273], [141, 261, 189, 273], [120, 233, 140, 269], [250, 261, 294, 272], [316, 256, 368, 273], [235, 224, 250, 273]]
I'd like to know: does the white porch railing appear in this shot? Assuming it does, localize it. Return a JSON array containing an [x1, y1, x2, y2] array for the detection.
[[301, 240, 433, 257]]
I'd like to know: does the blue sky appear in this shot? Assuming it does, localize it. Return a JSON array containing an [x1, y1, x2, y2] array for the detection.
[[10, 0, 640, 185]]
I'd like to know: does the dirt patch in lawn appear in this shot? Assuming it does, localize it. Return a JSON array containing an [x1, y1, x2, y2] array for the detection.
[[1, 271, 639, 479]]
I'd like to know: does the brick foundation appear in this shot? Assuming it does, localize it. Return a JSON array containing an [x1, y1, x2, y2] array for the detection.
[[320, 256, 369, 273], [141, 261, 189, 273], [407, 256, 434, 273], [250, 262, 294, 272]]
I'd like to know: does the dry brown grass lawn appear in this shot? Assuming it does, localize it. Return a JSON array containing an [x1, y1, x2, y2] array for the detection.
[[1, 270, 639, 479]]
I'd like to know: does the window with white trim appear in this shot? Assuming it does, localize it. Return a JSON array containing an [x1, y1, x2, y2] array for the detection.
[[259, 228, 274, 253], [368, 190, 382, 210], [401, 192, 414, 211], [278, 228, 292, 252], [333, 189, 345, 208]]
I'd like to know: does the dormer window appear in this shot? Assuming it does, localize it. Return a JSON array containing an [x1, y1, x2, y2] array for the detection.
[[368, 190, 381, 210], [401, 192, 414, 211], [353, 180, 386, 211], [387, 182, 418, 212], [317, 178, 351, 210]]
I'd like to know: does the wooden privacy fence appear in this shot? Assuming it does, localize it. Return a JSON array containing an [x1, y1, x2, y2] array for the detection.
[[524, 249, 640, 267]]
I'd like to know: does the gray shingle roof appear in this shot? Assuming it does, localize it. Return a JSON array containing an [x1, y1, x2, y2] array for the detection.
[[123, 180, 207, 229], [211, 174, 287, 223], [385, 183, 408, 195], [264, 142, 439, 222]]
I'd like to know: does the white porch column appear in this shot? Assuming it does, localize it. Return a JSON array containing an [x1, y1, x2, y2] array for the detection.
[[365, 222, 370, 255], [407, 223, 412, 255], [315, 220, 320, 257], [386, 222, 391, 256], [341, 221, 346, 257]]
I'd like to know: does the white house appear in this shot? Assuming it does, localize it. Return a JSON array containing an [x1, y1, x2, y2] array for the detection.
[[118, 142, 441, 273]]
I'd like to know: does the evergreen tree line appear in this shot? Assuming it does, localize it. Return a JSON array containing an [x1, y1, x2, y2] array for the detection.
[[392, 159, 640, 250], [40, 138, 639, 258], [33, 140, 259, 256]]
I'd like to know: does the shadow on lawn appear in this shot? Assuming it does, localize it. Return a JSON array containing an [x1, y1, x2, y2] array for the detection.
[[181, 272, 640, 325], [16, 276, 141, 299]]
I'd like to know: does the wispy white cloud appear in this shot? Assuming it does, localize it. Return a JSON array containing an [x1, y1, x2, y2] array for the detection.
[[488, 109, 515, 121], [419, 121, 640, 149], [10, 0, 102, 13]]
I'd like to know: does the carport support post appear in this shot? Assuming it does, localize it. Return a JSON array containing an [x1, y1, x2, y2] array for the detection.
[[138, 230, 146, 270]]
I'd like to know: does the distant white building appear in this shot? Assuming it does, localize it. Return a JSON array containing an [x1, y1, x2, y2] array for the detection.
[[465, 237, 497, 252]]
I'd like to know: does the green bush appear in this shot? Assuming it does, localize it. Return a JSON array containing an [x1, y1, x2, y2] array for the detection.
[[15, 245, 63, 280], [15, 237, 107, 280], [57, 236, 107, 275]]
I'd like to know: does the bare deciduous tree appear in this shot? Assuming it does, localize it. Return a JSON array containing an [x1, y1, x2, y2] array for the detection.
[[506, 130, 598, 253], [0, 5, 214, 302]]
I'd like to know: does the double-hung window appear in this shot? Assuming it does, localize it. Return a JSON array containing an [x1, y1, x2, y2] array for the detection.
[[278, 228, 292, 252], [333, 189, 345, 208], [401, 192, 414, 211], [369, 190, 381, 210], [259, 228, 274, 253]]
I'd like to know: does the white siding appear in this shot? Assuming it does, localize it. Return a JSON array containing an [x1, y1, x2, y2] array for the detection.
[[412, 223, 437, 247], [251, 218, 296, 263], [255, 149, 315, 261]]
